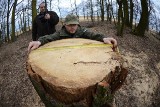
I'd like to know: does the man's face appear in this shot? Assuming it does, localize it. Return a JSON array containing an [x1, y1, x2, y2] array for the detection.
[[65, 24, 78, 34], [39, 3, 46, 13]]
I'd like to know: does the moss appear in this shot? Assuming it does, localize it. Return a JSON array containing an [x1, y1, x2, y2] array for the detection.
[[93, 85, 113, 107]]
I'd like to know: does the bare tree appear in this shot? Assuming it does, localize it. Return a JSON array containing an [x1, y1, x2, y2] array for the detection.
[[96, 0, 100, 21], [74, 0, 79, 18], [129, 0, 133, 28], [49, 0, 53, 11], [11, 0, 18, 42], [133, 0, 140, 29], [89, 0, 94, 22], [134, 0, 149, 36], [57, 0, 62, 25], [7, 0, 14, 42], [32, 0, 37, 23], [0, 1, 7, 42], [99, 0, 105, 21], [105, 0, 114, 23], [82, 2, 86, 20], [116, 0, 124, 36], [123, 0, 129, 27], [27, 0, 31, 31]]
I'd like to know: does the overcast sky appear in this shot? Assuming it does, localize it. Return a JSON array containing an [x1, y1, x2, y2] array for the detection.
[[18, 0, 160, 17]]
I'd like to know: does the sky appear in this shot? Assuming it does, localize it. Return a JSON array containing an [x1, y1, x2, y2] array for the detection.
[[50, 0, 86, 17], [18, 0, 160, 17], [18, 0, 87, 17], [54, 0, 84, 8]]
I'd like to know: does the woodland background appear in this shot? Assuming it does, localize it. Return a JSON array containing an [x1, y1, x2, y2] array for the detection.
[[0, 0, 160, 107], [0, 0, 160, 44]]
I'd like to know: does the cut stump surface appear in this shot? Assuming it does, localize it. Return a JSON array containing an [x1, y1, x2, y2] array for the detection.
[[27, 38, 126, 104]]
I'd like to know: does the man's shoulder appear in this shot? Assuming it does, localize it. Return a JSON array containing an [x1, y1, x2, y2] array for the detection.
[[78, 26, 87, 32], [48, 11, 57, 14]]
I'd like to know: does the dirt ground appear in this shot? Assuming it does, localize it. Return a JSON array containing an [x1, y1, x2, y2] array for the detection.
[[0, 22, 160, 107]]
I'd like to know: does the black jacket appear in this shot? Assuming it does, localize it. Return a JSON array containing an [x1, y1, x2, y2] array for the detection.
[[32, 11, 59, 41]]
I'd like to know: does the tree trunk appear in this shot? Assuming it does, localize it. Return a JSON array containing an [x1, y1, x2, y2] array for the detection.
[[32, 0, 37, 23], [123, 0, 130, 27], [135, 0, 149, 36], [27, 0, 30, 31], [117, 0, 124, 36], [0, 31, 2, 46], [90, 0, 94, 22], [74, 0, 79, 18], [11, 0, 18, 42], [7, 0, 11, 42], [129, 0, 133, 28], [100, 0, 104, 21], [26, 38, 128, 107]]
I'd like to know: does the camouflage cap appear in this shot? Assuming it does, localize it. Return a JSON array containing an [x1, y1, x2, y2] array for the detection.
[[64, 14, 79, 25]]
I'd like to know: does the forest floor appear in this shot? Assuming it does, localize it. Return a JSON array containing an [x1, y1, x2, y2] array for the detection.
[[0, 21, 160, 107]]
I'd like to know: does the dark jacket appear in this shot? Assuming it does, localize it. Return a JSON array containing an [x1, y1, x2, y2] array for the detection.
[[38, 26, 105, 45], [32, 11, 59, 41]]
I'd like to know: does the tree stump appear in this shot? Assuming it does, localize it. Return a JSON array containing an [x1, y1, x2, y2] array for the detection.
[[26, 38, 128, 107]]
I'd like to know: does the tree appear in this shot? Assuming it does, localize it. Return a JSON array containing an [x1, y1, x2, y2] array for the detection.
[[22, 7, 27, 32], [116, 0, 124, 36], [89, 0, 94, 22], [0, 30, 1, 45], [100, 0, 105, 21], [123, 0, 129, 26], [11, 0, 18, 42], [32, 0, 37, 23], [0, 1, 7, 42], [74, 0, 79, 18], [134, 0, 149, 36], [27, 0, 31, 31], [129, 0, 133, 28], [82, 1, 86, 20], [106, 0, 111, 22], [7, 0, 13, 42], [57, 0, 63, 25], [49, 0, 53, 11]]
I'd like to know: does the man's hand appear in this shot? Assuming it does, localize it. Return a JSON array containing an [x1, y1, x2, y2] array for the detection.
[[45, 13, 50, 19], [103, 37, 117, 48], [28, 41, 41, 53]]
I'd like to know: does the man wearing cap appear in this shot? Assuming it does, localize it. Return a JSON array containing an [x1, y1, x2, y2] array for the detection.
[[28, 14, 117, 52]]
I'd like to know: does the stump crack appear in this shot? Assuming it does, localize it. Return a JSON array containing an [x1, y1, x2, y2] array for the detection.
[[73, 61, 101, 65]]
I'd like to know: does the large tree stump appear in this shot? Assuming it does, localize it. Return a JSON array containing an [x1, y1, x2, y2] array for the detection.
[[26, 38, 128, 107]]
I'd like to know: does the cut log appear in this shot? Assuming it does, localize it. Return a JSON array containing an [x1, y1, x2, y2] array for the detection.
[[26, 38, 128, 106]]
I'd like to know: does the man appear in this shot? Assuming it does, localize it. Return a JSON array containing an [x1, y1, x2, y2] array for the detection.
[[28, 14, 117, 52], [32, 2, 59, 41]]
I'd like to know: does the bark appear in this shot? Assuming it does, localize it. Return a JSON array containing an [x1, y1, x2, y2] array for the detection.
[[32, 0, 37, 23], [129, 0, 134, 28], [117, 0, 124, 36], [100, 0, 105, 21], [123, 0, 130, 27], [135, 0, 149, 36], [89, 0, 94, 22], [7, 0, 11, 42], [11, 0, 18, 42]]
